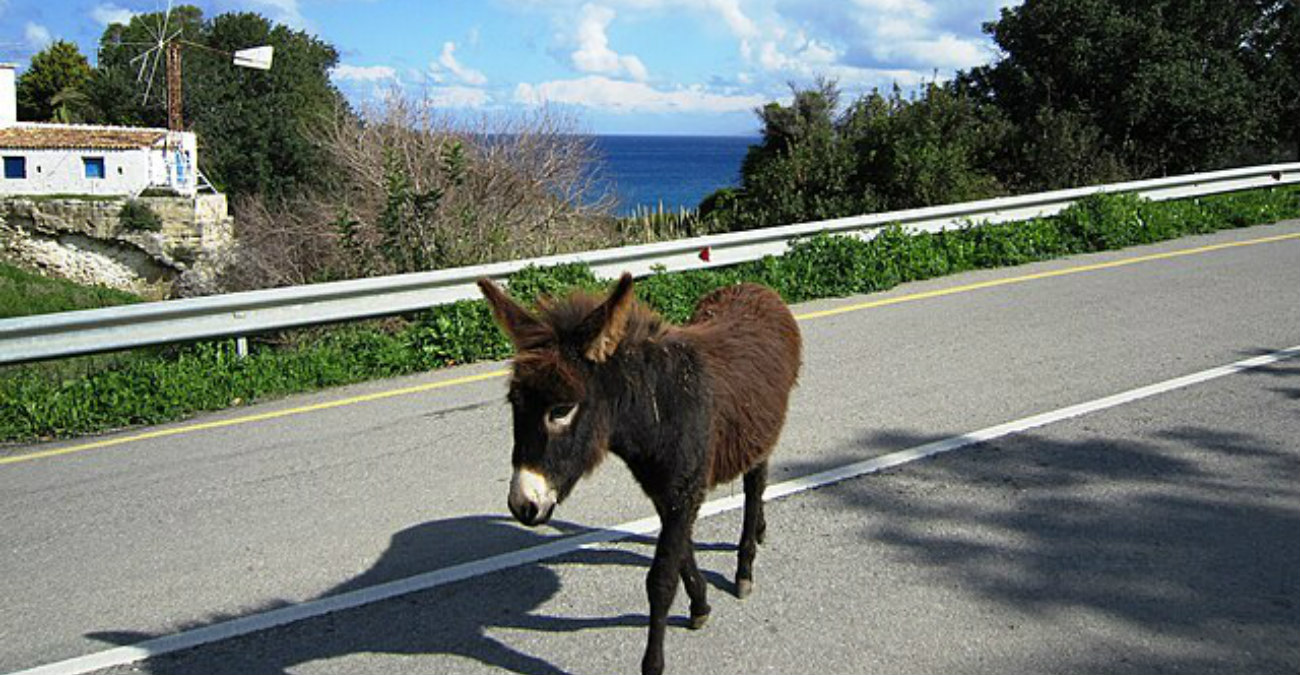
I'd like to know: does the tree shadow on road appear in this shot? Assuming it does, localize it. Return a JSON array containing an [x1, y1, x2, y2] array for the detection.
[[88, 515, 733, 675], [785, 416, 1300, 673], [1240, 355, 1300, 402]]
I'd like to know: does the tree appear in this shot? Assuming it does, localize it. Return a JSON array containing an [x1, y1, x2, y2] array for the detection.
[[16, 41, 93, 122], [967, 0, 1275, 178], [1253, 1, 1300, 159], [727, 80, 858, 229], [91, 6, 346, 200], [704, 80, 1008, 229], [841, 82, 1009, 211]]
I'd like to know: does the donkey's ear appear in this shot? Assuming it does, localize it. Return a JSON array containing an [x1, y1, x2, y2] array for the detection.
[[478, 278, 549, 350], [583, 273, 636, 363]]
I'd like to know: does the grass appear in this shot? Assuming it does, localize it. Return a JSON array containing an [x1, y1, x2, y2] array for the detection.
[[0, 262, 141, 320], [2, 186, 1298, 443]]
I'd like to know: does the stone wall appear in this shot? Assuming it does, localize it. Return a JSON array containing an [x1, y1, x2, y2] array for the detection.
[[0, 194, 233, 299]]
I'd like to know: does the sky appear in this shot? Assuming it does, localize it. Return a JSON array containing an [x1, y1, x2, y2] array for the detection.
[[0, 0, 1019, 135]]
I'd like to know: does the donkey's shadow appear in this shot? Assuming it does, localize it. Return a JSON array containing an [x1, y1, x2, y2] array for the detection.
[[89, 515, 733, 675]]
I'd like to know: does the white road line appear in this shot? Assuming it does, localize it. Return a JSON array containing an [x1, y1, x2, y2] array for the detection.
[[11, 344, 1299, 675]]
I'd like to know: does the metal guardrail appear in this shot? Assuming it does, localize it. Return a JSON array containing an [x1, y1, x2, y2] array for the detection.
[[3, 162, 1299, 365]]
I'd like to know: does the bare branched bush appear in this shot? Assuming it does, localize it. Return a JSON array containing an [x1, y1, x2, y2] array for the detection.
[[221, 193, 350, 290], [222, 92, 617, 290]]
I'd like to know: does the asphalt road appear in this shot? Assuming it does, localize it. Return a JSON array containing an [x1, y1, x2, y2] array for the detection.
[[2, 220, 1298, 674]]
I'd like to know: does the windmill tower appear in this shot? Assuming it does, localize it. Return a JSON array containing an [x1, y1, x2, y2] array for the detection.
[[129, 1, 274, 132]]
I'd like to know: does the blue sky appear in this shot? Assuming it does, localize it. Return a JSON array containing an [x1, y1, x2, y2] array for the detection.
[[1, 0, 1018, 135]]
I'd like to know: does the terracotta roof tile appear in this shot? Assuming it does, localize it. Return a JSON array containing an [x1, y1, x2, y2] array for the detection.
[[0, 124, 168, 150]]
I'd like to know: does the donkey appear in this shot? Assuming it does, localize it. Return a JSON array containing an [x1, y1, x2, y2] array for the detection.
[[478, 272, 801, 675]]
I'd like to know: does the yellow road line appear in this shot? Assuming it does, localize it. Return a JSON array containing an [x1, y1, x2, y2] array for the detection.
[[5, 230, 1299, 467], [793, 231, 1300, 320], [0, 370, 509, 466]]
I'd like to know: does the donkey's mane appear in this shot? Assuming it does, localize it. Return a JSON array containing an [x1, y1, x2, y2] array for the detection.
[[536, 290, 668, 352], [510, 290, 667, 398]]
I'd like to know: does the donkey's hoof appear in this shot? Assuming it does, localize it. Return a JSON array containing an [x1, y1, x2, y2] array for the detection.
[[689, 611, 711, 630], [736, 578, 753, 599]]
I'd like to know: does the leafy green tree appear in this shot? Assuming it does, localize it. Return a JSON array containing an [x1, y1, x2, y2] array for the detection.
[[1253, 1, 1300, 159], [16, 40, 93, 122], [92, 6, 345, 200], [49, 86, 92, 123], [967, 0, 1274, 178], [704, 80, 1008, 229], [841, 83, 1009, 211], [727, 80, 857, 229]]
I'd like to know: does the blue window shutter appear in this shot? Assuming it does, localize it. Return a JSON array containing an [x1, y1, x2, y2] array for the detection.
[[84, 157, 106, 179], [3, 156, 26, 179]]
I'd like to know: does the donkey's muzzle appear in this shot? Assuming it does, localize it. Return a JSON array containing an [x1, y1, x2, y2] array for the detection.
[[511, 499, 555, 527], [509, 467, 558, 527]]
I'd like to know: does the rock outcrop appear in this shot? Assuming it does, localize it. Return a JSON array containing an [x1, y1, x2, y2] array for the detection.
[[0, 194, 234, 299]]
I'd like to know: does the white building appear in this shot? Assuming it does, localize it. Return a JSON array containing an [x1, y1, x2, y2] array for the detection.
[[0, 63, 201, 198]]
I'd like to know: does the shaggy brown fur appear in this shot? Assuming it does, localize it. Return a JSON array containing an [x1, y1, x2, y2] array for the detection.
[[479, 273, 801, 675]]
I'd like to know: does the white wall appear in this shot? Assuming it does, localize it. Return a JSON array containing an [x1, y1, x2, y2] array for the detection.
[[1, 129, 200, 197], [0, 147, 155, 196], [0, 64, 16, 127]]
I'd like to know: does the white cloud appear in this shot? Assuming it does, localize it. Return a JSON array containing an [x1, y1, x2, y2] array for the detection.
[[243, 0, 306, 28], [880, 33, 992, 70], [755, 32, 838, 76], [90, 3, 137, 27], [515, 75, 763, 113], [437, 41, 487, 86], [509, 0, 758, 38], [699, 0, 757, 39], [851, 0, 934, 18], [331, 64, 398, 83], [426, 85, 490, 108], [722, 0, 1006, 98], [24, 22, 51, 49], [571, 4, 648, 81]]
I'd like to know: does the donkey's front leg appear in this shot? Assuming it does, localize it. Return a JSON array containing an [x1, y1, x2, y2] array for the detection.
[[642, 506, 697, 675]]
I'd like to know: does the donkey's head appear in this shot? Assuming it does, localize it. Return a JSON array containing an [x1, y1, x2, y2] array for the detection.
[[478, 274, 638, 526]]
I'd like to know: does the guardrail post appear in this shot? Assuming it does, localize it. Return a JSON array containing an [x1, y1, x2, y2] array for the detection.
[[236, 337, 248, 359]]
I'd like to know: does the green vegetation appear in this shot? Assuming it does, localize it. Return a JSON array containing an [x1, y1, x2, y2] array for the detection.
[[92, 8, 344, 201], [616, 203, 723, 243], [16, 40, 93, 123], [118, 200, 162, 232], [706, 1, 1299, 231], [0, 262, 140, 320], [4, 186, 1298, 443]]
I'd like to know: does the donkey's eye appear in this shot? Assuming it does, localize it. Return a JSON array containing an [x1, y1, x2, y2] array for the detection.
[[548, 404, 576, 422], [545, 403, 579, 433]]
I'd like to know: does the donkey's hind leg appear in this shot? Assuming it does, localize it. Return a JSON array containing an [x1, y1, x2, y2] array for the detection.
[[736, 460, 769, 599], [681, 544, 711, 629]]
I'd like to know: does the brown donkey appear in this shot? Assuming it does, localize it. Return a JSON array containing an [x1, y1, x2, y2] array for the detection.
[[478, 273, 801, 675]]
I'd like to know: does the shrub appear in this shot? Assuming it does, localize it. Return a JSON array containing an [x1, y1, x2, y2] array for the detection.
[[222, 95, 618, 290], [118, 199, 162, 232]]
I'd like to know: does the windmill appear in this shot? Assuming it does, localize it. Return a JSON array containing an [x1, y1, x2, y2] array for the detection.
[[117, 1, 273, 193], [127, 1, 274, 132]]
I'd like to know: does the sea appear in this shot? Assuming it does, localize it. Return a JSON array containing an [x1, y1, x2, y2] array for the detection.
[[591, 135, 759, 215]]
